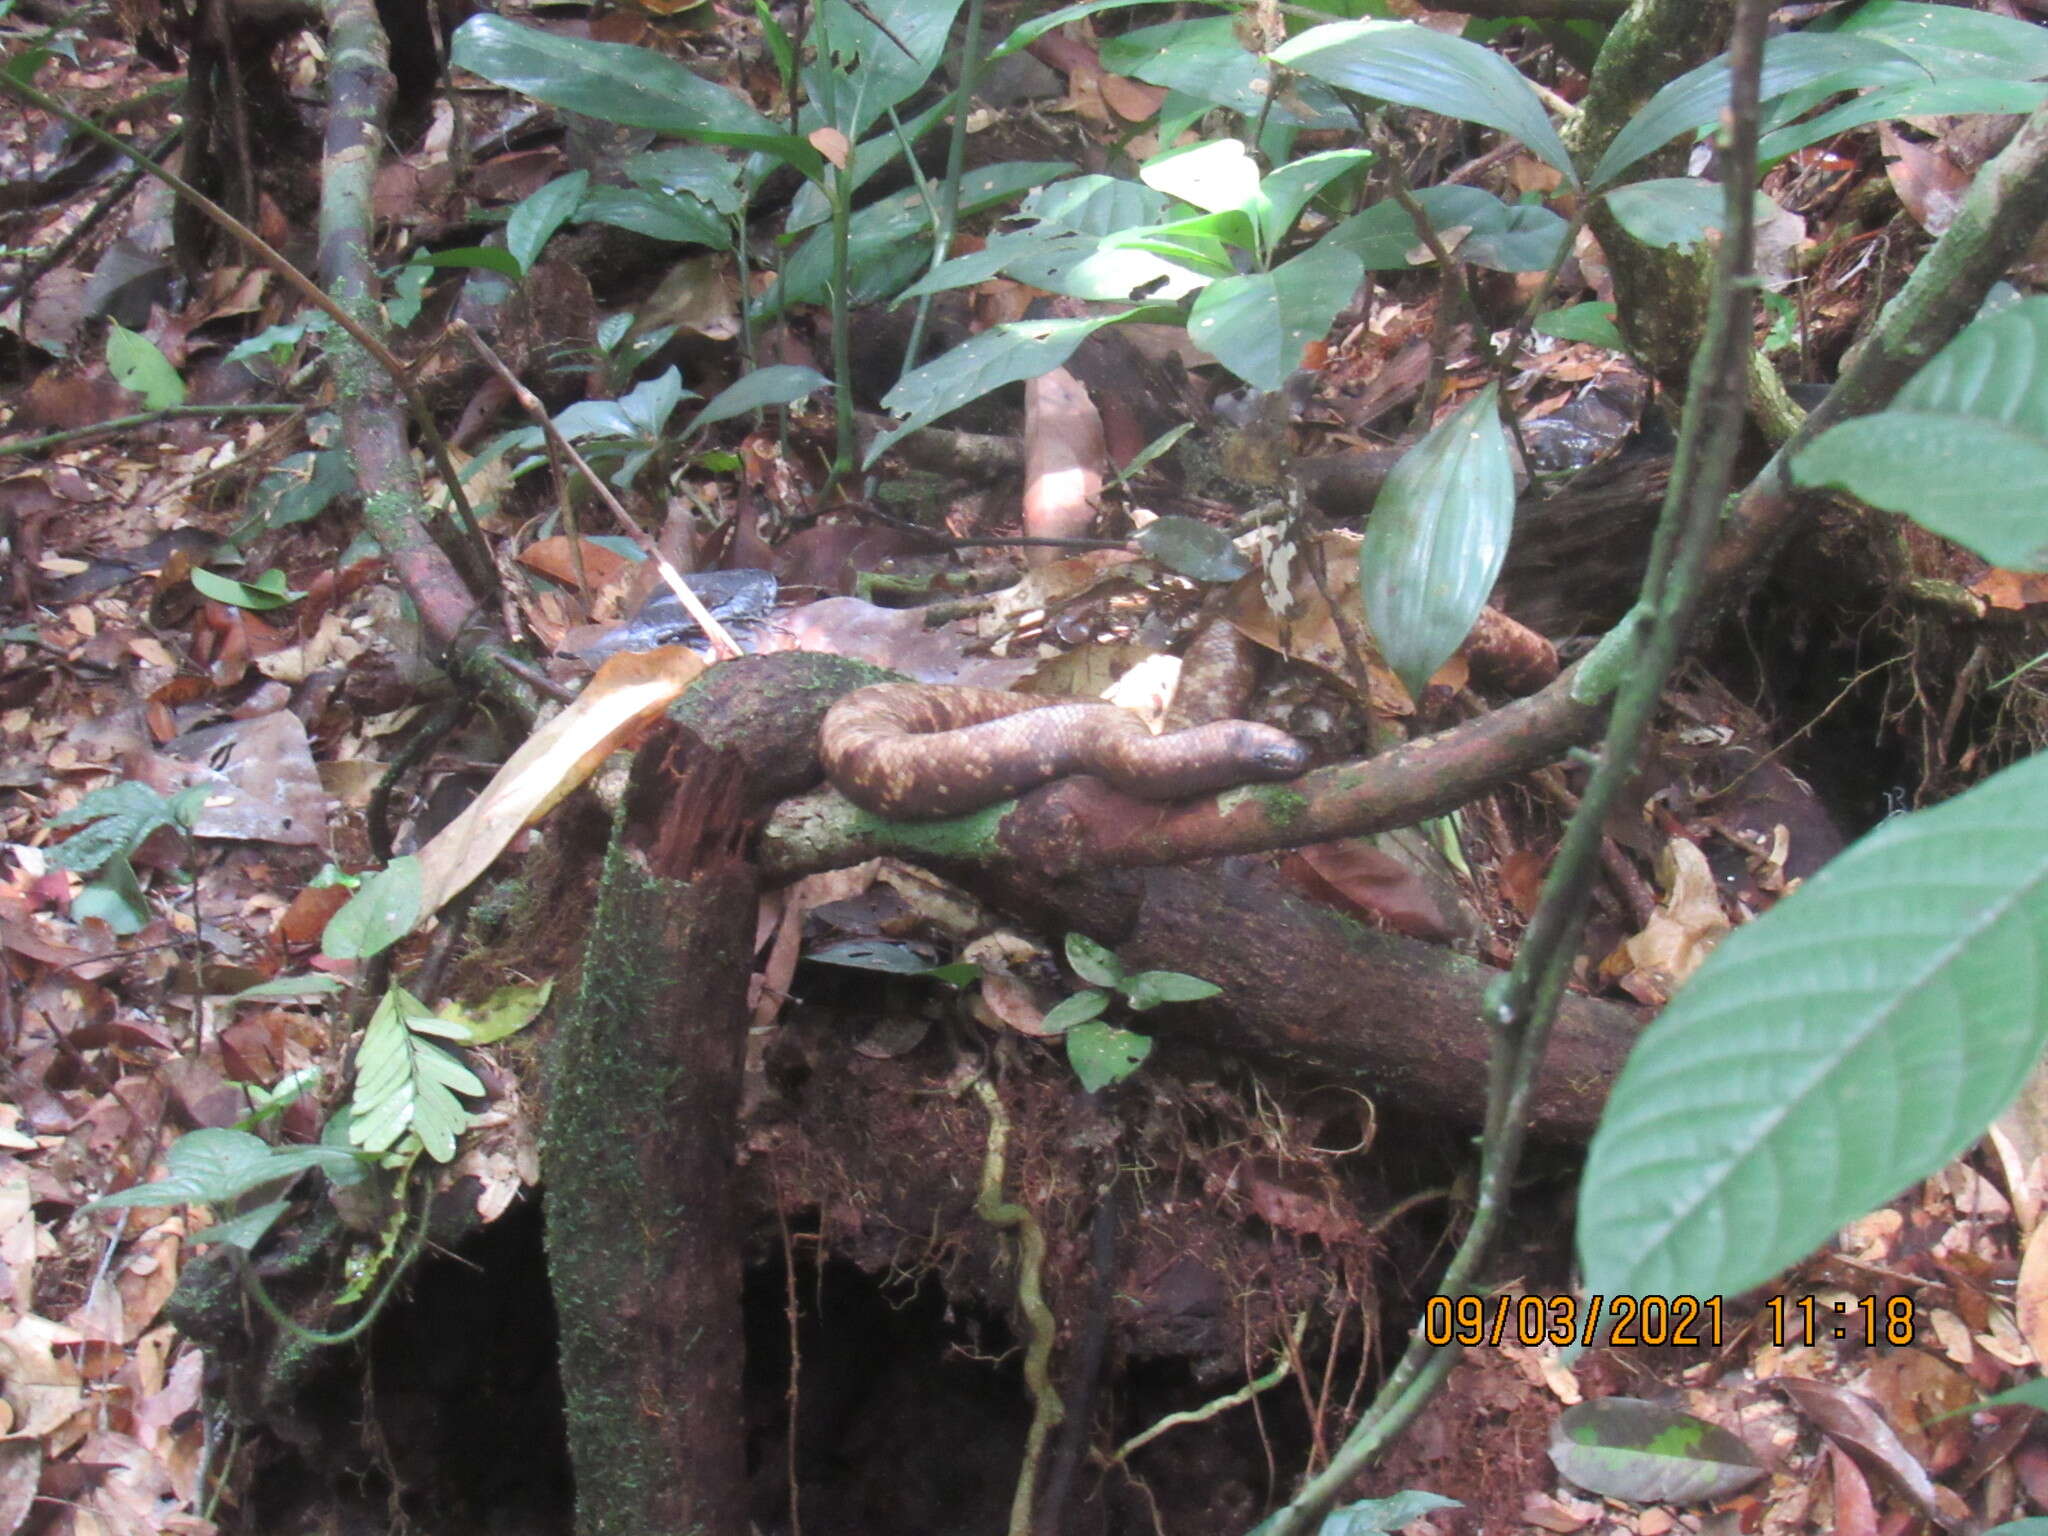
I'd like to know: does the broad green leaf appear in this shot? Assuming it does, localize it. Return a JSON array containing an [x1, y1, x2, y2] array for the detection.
[[1324, 185, 1566, 273], [106, 322, 184, 409], [1314, 1493, 1462, 1536], [1830, 0, 2048, 82], [188, 1199, 292, 1250], [1253, 148, 1374, 254], [75, 857, 148, 935], [1578, 748, 2048, 1302], [1132, 517, 1248, 581], [85, 1128, 364, 1211], [1189, 239, 1365, 391], [47, 781, 182, 874], [989, 0, 1224, 61], [805, 938, 942, 973], [1102, 15, 1346, 128], [808, 0, 962, 134], [896, 230, 1093, 303], [1757, 78, 2048, 165], [772, 161, 1071, 312], [1042, 990, 1112, 1034], [1550, 1399, 1764, 1504], [411, 245, 525, 278], [1002, 237, 1213, 304], [1025, 175, 1171, 236], [687, 365, 829, 434], [1534, 301, 1625, 351], [1358, 385, 1515, 699], [450, 16, 824, 177], [1792, 297, 2048, 571], [1593, 32, 1926, 187], [1066, 1021, 1153, 1091], [1065, 932, 1127, 986], [321, 856, 424, 961], [1140, 138, 1262, 217], [1602, 180, 1786, 251], [868, 312, 1134, 464], [191, 567, 304, 611], [1121, 970, 1223, 1009], [575, 185, 730, 249], [1274, 19, 1578, 188], [626, 146, 745, 216], [227, 973, 348, 1003]]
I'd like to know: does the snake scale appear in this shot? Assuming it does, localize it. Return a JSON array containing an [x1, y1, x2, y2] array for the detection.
[[819, 683, 1310, 819]]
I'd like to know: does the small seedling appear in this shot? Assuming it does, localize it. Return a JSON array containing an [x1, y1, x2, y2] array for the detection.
[[1043, 932, 1222, 1093]]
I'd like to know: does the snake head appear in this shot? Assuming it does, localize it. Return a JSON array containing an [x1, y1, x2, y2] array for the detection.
[[1240, 727, 1312, 780]]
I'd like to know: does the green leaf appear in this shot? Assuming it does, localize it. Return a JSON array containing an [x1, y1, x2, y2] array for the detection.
[[1111, 422, 1196, 486], [1578, 748, 2048, 1303], [1534, 301, 1625, 351], [868, 312, 1133, 465], [686, 364, 829, 435], [188, 1199, 292, 1250], [1792, 297, 2048, 571], [1549, 1399, 1764, 1504], [805, 938, 942, 973], [755, 0, 795, 81], [1065, 932, 1127, 986], [450, 16, 823, 177], [1026, 175, 1172, 236], [85, 1128, 365, 1212], [1140, 137, 1262, 218], [1828, 0, 2048, 82], [1274, 19, 1578, 188], [989, 0, 1224, 61], [1969, 1378, 2048, 1416], [1602, 180, 1784, 251], [807, 0, 962, 135], [47, 780, 182, 873], [1757, 78, 2048, 166], [575, 184, 731, 249], [1189, 238, 1365, 392], [1253, 148, 1374, 254], [321, 856, 424, 961], [227, 973, 348, 1003], [1120, 970, 1223, 1009], [1066, 1021, 1153, 1091], [1324, 185, 1566, 273], [105, 321, 185, 409], [1300, 1492, 1462, 1536], [412, 245, 525, 278], [1132, 516, 1249, 581], [1358, 385, 1514, 699], [191, 566, 304, 611], [1593, 31, 1926, 188], [349, 986, 484, 1163], [1102, 15, 1346, 128], [1982, 1523, 2048, 1536], [1042, 990, 1112, 1034], [75, 856, 149, 935], [626, 146, 746, 215]]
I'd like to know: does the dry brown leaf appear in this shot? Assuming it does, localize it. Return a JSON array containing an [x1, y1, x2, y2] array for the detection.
[[412, 645, 706, 917]]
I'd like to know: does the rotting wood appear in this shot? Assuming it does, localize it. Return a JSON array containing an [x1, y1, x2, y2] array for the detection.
[[546, 723, 755, 1535]]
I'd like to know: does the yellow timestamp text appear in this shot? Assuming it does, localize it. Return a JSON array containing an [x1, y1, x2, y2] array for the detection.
[[1422, 1294, 1726, 1349], [1765, 1293, 1919, 1347]]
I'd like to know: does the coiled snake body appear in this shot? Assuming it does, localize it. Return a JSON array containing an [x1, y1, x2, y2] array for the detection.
[[819, 684, 1310, 819]]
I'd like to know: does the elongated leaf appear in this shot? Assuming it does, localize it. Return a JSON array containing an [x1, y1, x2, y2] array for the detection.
[[1792, 296, 2048, 570], [508, 172, 588, 273], [575, 185, 730, 249], [1578, 748, 2048, 1302], [1603, 180, 1786, 251], [1101, 15, 1347, 128], [1025, 175, 1172, 236], [989, 0, 1223, 61], [810, 0, 962, 130], [687, 365, 829, 434], [1132, 516, 1248, 581], [1550, 1399, 1764, 1504], [106, 322, 184, 409], [451, 16, 823, 177], [1274, 19, 1578, 188], [868, 312, 1132, 464], [1358, 386, 1515, 699], [1065, 932, 1126, 986], [322, 856, 423, 961], [1325, 184, 1566, 273], [1140, 137, 1262, 216], [85, 1129, 364, 1212], [1594, 31, 1926, 187], [627, 146, 745, 215], [349, 986, 484, 1162], [1830, 0, 2048, 82], [1757, 78, 2048, 165], [1253, 148, 1373, 254], [1188, 239, 1365, 390], [1534, 301, 1625, 350]]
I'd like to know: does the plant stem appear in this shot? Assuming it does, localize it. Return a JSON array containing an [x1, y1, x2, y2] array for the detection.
[[1249, 3, 1772, 1530]]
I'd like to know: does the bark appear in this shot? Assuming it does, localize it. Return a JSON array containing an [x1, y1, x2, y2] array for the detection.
[[546, 728, 756, 1536]]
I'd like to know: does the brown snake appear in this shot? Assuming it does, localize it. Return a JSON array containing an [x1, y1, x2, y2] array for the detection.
[[819, 684, 1310, 819]]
